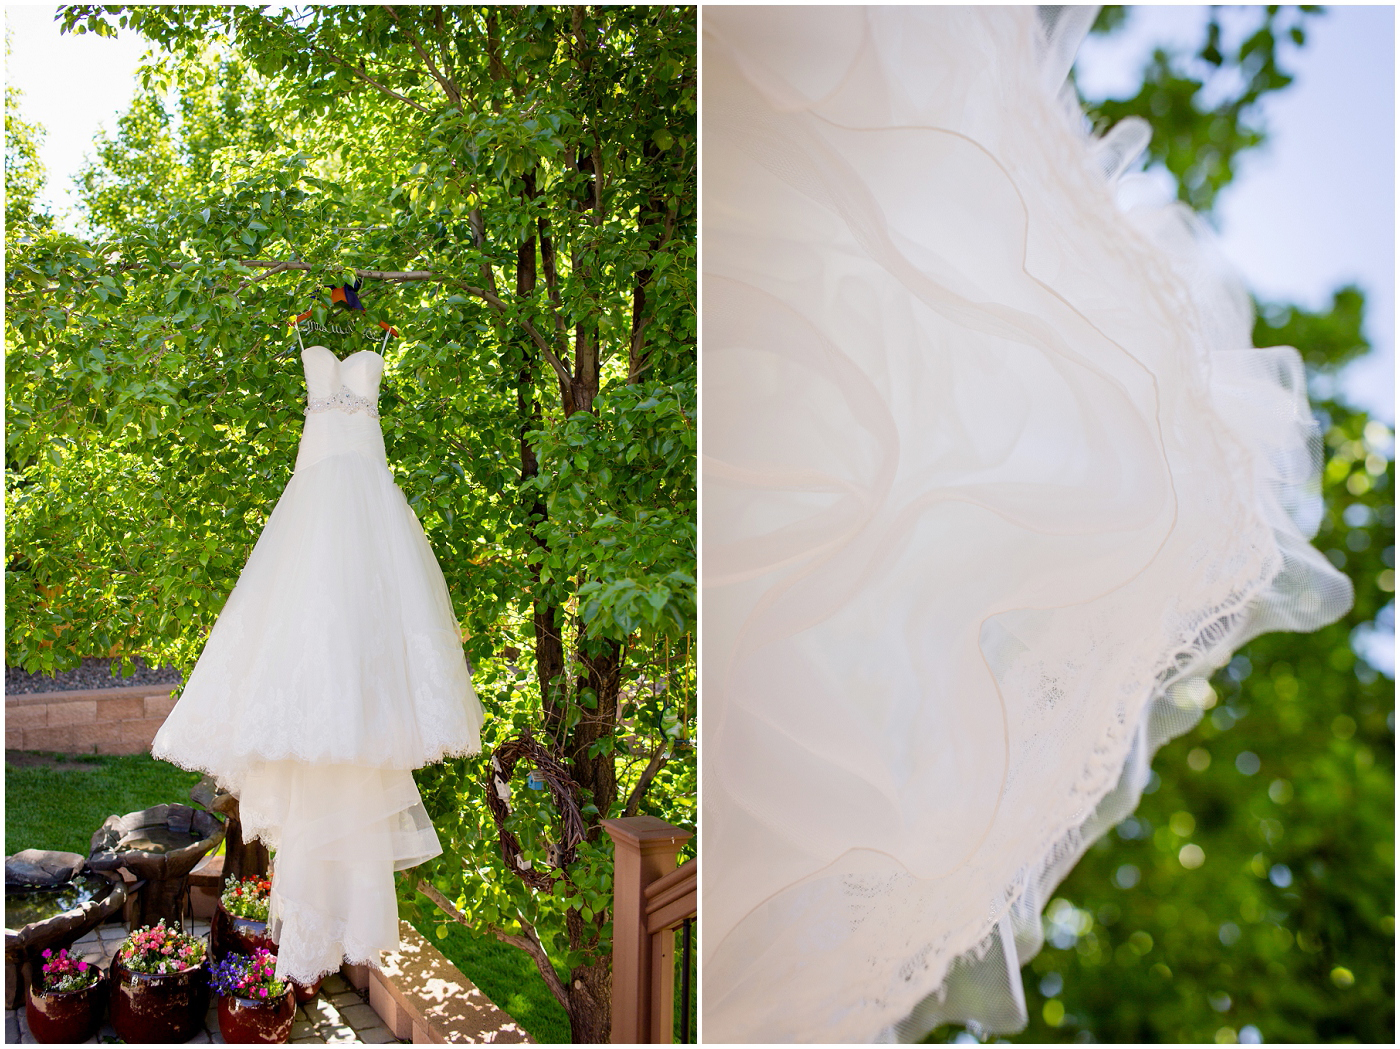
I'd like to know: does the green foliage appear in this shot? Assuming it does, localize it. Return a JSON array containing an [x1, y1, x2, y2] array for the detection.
[[1254, 285, 1373, 375], [5, 33, 49, 233], [7, 6, 695, 1031], [528, 376, 697, 643], [1083, 5, 1322, 212]]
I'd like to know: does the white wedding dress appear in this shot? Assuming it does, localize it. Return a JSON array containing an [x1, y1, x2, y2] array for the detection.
[[702, 6, 1352, 1042], [152, 343, 484, 984]]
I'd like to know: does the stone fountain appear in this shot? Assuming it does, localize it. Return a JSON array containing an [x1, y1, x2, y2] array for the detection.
[[87, 803, 225, 930], [4, 849, 128, 1009]]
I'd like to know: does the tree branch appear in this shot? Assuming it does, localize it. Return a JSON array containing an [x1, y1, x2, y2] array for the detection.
[[416, 879, 570, 1012], [270, 17, 431, 115], [237, 259, 573, 393], [382, 6, 463, 108], [236, 260, 295, 291], [240, 259, 435, 281], [622, 741, 669, 818]]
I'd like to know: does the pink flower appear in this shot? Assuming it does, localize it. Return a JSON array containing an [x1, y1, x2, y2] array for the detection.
[[77, 962, 87, 972], [41, 950, 52, 959]]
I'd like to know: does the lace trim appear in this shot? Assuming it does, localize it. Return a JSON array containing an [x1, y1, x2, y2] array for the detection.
[[266, 891, 394, 985], [306, 384, 380, 419]]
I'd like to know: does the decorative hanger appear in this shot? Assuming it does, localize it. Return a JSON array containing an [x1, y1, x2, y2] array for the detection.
[[289, 279, 400, 355]]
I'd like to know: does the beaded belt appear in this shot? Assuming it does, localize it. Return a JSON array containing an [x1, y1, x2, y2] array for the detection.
[[305, 385, 380, 419]]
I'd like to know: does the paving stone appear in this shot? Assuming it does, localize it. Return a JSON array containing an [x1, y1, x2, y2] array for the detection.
[[320, 973, 350, 996], [320, 1030, 359, 1044], [6, 1011, 20, 1043], [291, 1039, 322, 1045], [328, 990, 363, 1008], [304, 996, 342, 1022], [356, 1024, 399, 1043], [340, 1002, 381, 1030], [186, 1030, 212, 1043], [290, 1019, 317, 1039]]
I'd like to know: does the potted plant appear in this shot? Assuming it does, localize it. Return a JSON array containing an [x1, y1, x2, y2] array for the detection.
[[211, 948, 297, 1044], [213, 874, 321, 1002], [213, 874, 275, 960], [24, 947, 106, 1044], [109, 920, 209, 1043]]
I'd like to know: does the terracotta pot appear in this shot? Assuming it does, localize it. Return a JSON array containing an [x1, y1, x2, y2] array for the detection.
[[213, 900, 276, 961], [110, 952, 210, 1043], [217, 989, 297, 1044], [24, 969, 107, 1044], [291, 976, 323, 1004]]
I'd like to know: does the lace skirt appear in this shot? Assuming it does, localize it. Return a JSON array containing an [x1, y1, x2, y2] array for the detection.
[[153, 429, 483, 982]]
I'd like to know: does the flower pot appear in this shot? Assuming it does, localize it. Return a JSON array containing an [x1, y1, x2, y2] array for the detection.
[[110, 953, 210, 1043], [213, 900, 276, 961], [217, 989, 297, 1044], [24, 968, 107, 1044], [291, 976, 322, 1004]]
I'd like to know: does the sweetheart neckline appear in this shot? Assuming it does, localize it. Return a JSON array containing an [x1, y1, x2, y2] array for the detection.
[[303, 344, 384, 364]]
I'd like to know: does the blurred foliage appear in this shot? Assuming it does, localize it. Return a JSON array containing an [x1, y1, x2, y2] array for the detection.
[[931, 6, 1394, 1044], [1085, 5, 1323, 212]]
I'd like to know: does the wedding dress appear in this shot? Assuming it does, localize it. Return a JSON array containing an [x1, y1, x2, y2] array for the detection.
[[152, 343, 484, 984], [701, 6, 1352, 1042]]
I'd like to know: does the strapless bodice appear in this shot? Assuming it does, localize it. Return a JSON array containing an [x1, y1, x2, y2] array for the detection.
[[295, 345, 387, 473]]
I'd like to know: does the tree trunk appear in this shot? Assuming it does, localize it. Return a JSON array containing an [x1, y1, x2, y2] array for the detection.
[[515, 171, 568, 735], [629, 140, 668, 383], [565, 955, 612, 1043], [570, 636, 622, 829], [221, 808, 270, 883]]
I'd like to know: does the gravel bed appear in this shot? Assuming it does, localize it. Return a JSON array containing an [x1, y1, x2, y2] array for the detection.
[[5, 656, 183, 695]]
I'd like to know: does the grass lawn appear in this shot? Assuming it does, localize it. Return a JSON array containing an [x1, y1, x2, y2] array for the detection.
[[5, 751, 205, 855]]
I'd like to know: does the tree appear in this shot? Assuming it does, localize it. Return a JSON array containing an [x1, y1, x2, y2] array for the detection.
[[5, 32, 50, 234], [928, 7, 1393, 1042], [6, 6, 696, 1041]]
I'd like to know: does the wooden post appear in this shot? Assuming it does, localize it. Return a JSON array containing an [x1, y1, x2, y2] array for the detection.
[[602, 815, 692, 1044]]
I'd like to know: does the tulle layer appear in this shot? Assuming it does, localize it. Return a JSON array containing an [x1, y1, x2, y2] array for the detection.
[[151, 429, 483, 775], [701, 7, 1351, 1042], [234, 760, 440, 984]]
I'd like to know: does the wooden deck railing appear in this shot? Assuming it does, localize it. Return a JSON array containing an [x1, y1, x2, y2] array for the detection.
[[602, 815, 696, 1043]]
